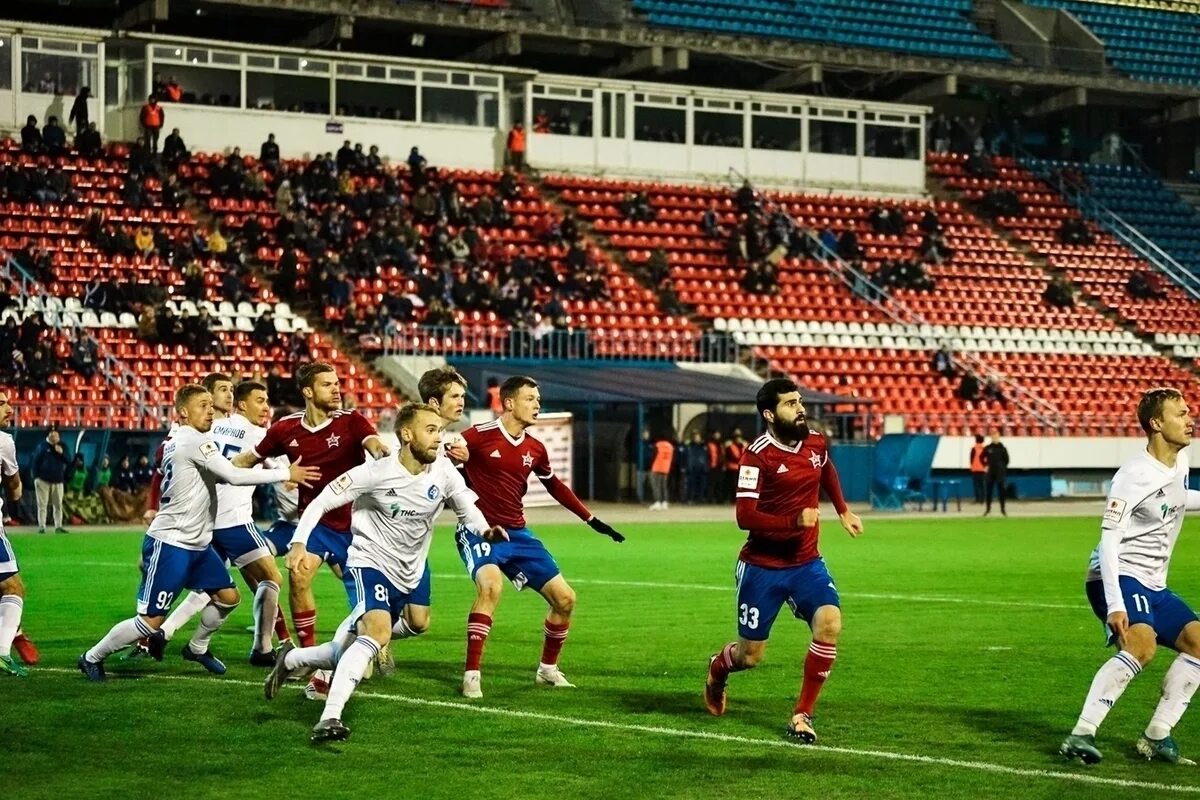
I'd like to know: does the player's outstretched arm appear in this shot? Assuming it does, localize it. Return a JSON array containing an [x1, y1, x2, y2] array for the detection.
[[364, 435, 390, 459], [285, 465, 369, 570], [201, 442, 314, 487], [231, 450, 263, 469]]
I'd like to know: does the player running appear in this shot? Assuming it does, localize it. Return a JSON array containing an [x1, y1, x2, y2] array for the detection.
[[1061, 387, 1200, 765], [233, 362, 388, 650], [704, 378, 863, 743], [146, 381, 292, 668], [264, 403, 504, 743], [78, 383, 320, 681], [456, 376, 625, 699], [0, 389, 29, 677]]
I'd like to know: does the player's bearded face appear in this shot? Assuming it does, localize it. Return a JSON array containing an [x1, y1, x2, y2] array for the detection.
[[310, 377, 341, 411], [406, 415, 443, 464], [0, 395, 11, 427], [771, 397, 809, 442]]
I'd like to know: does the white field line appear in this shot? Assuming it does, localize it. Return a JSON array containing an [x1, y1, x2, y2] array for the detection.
[[36, 668, 1200, 795], [71, 562, 1083, 610]]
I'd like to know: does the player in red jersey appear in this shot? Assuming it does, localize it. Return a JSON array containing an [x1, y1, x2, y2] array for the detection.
[[456, 376, 625, 699], [234, 362, 387, 649], [704, 378, 863, 743]]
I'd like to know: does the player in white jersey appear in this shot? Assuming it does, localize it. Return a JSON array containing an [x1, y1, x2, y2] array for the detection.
[[0, 389, 29, 677], [150, 381, 292, 667], [264, 403, 504, 743], [78, 383, 320, 682], [1062, 387, 1200, 765]]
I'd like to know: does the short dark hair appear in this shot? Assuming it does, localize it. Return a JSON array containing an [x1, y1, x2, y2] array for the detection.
[[296, 362, 335, 390], [396, 402, 441, 431], [1138, 387, 1185, 435], [500, 376, 538, 403], [234, 381, 267, 406], [202, 372, 232, 393], [174, 383, 208, 411], [975, 434, 984, 444], [756, 378, 799, 414], [418, 367, 467, 405]]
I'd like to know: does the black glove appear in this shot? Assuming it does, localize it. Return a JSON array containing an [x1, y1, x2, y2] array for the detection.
[[587, 517, 625, 543]]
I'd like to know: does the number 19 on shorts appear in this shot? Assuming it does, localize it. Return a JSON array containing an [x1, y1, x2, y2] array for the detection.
[[739, 603, 759, 630]]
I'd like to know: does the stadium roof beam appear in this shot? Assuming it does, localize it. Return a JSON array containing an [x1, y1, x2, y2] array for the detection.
[[462, 32, 522, 62], [602, 45, 688, 78], [1168, 98, 1200, 123], [898, 74, 957, 103], [761, 64, 823, 92], [116, 0, 169, 30], [292, 15, 354, 49], [1024, 86, 1087, 116]]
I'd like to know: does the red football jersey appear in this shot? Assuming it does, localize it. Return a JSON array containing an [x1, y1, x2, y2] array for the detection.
[[735, 431, 847, 568], [252, 409, 379, 533], [461, 419, 553, 529]]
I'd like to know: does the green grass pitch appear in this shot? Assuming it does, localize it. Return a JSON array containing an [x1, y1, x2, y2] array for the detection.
[[7, 515, 1200, 799]]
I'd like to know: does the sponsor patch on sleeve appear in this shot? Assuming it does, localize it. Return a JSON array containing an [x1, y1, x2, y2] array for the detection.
[[330, 474, 354, 495], [198, 441, 218, 459], [1103, 497, 1127, 523], [737, 465, 760, 491]]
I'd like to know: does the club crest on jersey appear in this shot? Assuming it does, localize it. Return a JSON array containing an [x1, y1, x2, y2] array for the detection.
[[809, 451, 827, 469], [522, 453, 534, 467], [326, 433, 341, 448], [427, 485, 440, 501]]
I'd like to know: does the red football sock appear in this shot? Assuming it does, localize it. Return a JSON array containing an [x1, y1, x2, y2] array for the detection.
[[274, 609, 291, 644], [293, 609, 317, 649], [465, 612, 492, 671], [540, 619, 570, 666], [709, 642, 748, 684], [795, 640, 837, 717]]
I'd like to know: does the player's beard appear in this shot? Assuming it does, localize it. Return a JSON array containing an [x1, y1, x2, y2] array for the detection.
[[773, 417, 809, 444], [413, 444, 438, 465]]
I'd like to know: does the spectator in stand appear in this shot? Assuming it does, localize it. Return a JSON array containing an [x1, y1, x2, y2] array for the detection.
[[506, 122, 526, 171], [648, 430, 675, 511], [134, 225, 154, 255], [706, 430, 723, 503], [1058, 216, 1092, 246], [76, 122, 102, 158], [133, 454, 155, 488], [43, 116, 67, 157], [139, 94, 165, 153], [722, 428, 747, 503], [920, 231, 954, 264], [965, 144, 996, 177], [66, 453, 87, 497], [260, 133, 280, 172], [27, 345, 57, 392], [162, 127, 189, 168], [957, 371, 981, 402], [533, 109, 551, 133], [112, 456, 137, 493], [69, 330, 99, 379], [251, 310, 277, 348], [69, 87, 91, 134], [683, 431, 709, 505], [837, 228, 863, 261], [735, 180, 758, 214], [1127, 269, 1167, 300], [407, 146, 428, 187], [32, 428, 70, 533], [932, 343, 956, 378], [930, 112, 952, 154], [29, 165, 56, 205], [499, 166, 520, 200], [161, 75, 182, 102], [1044, 273, 1076, 309], [919, 209, 940, 234], [868, 204, 905, 236], [702, 203, 723, 238], [18, 312, 45, 353], [411, 184, 438, 223], [90, 456, 112, 494], [20, 115, 43, 155]]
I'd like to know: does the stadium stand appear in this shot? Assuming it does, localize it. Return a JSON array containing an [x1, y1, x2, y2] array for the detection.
[[546, 170, 1200, 435], [0, 138, 396, 428], [629, 0, 1011, 61], [1028, 0, 1200, 85]]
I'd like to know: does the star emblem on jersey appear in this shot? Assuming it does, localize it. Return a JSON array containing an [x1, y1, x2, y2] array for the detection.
[[326, 433, 341, 448], [809, 451, 825, 469], [777, 464, 789, 474], [522, 453, 534, 467]]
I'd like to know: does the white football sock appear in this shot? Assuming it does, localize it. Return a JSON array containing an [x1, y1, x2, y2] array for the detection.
[[392, 617, 419, 639], [285, 612, 358, 671], [0, 595, 23, 658], [1072, 650, 1141, 736], [187, 600, 238, 653], [253, 580, 280, 653], [87, 617, 154, 663], [1145, 653, 1200, 740], [321, 637, 380, 721], [161, 591, 212, 640]]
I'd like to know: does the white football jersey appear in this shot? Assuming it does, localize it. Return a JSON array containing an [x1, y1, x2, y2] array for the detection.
[[147, 426, 290, 550], [211, 414, 268, 529], [292, 454, 489, 592], [267, 455, 298, 522], [1088, 448, 1200, 614], [0, 431, 16, 520]]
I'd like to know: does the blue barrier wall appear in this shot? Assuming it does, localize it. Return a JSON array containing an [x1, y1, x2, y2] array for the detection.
[[830, 443, 874, 503]]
